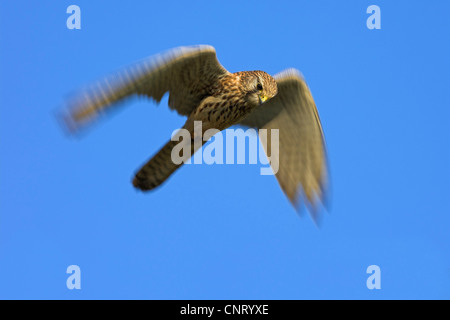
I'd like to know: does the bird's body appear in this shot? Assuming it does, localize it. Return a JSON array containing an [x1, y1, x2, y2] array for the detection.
[[133, 70, 278, 191], [61, 45, 328, 217], [189, 71, 276, 129]]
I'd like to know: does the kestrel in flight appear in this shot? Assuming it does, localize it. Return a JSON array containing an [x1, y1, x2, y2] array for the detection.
[[61, 45, 328, 215]]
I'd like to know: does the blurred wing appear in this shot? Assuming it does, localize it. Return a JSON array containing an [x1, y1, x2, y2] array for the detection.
[[61, 45, 229, 132], [239, 68, 328, 213]]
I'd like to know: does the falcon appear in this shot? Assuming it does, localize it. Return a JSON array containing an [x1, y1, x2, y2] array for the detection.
[[61, 45, 328, 215]]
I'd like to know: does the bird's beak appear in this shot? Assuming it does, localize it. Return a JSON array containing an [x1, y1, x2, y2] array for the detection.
[[259, 95, 268, 105]]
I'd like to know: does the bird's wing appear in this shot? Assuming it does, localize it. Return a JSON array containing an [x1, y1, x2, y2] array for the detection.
[[239, 68, 328, 214], [60, 45, 229, 133]]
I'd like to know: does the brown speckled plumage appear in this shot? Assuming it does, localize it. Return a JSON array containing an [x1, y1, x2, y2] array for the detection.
[[60, 45, 328, 217]]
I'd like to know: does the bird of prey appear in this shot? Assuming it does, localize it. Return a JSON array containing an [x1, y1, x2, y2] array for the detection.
[[61, 45, 328, 215]]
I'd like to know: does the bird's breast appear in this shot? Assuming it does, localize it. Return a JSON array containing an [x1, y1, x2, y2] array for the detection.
[[193, 95, 255, 131]]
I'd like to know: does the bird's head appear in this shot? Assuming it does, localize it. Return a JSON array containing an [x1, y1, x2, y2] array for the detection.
[[242, 71, 278, 106]]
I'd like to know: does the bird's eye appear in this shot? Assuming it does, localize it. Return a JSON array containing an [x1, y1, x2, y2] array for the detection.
[[257, 83, 263, 91]]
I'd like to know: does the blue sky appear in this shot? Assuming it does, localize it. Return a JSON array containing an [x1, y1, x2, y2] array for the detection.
[[1, 1, 449, 299]]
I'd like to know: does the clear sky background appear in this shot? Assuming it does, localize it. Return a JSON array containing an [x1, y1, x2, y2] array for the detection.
[[1, 1, 449, 299]]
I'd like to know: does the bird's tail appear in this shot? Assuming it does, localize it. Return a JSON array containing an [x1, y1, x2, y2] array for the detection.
[[132, 128, 205, 191], [132, 139, 183, 191]]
